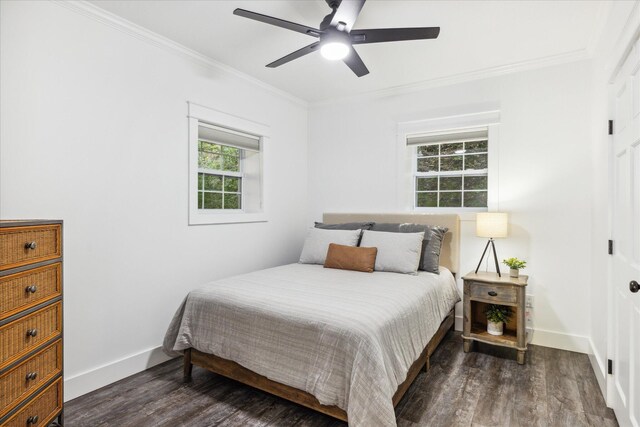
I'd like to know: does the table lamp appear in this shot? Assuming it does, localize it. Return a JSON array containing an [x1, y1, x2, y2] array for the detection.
[[475, 212, 508, 277]]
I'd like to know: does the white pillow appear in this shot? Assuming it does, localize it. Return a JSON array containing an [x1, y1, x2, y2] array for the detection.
[[360, 230, 425, 274], [299, 228, 362, 265]]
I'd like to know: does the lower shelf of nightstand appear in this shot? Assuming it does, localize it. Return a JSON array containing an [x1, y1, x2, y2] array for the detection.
[[463, 322, 525, 350]]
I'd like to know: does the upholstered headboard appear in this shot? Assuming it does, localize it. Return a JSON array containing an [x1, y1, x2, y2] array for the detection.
[[322, 213, 460, 274]]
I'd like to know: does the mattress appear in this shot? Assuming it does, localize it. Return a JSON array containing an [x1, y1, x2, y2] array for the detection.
[[163, 263, 460, 427]]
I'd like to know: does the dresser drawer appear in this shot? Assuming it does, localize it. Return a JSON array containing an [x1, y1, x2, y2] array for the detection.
[[0, 225, 61, 271], [0, 264, 62, 321], [0, 340, 62, 419], [469, 282, 517, 304], [0, 302, 62, 370], [2, 377, 62, 427]]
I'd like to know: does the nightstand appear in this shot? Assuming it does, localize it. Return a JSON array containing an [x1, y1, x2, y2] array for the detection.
[[461, 271, 528, 364]]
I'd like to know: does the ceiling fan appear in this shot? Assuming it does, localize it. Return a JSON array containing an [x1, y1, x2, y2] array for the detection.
[[233, 0, 440, 77]]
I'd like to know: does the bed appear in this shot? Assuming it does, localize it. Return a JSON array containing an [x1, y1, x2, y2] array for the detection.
[[163, 213, 460, 426]]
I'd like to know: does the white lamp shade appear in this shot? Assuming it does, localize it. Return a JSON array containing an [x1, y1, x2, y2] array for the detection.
[[476, 212, 508, 238]]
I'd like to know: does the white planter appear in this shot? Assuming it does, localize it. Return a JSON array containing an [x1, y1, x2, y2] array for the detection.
[[487, 320, 504, 336], [510, 268, 519, 278]]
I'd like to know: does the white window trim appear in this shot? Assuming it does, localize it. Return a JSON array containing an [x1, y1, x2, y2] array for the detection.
[[188, 102, 269, 225], [396, 110, 500, 220]]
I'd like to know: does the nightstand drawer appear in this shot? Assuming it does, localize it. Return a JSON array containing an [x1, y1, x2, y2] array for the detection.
[[0, 225, 62, 271], [2, 377, 62, 427], [0, 263, 62, 321], [0, 302, 62, 370], [0, 340, 62, 419], [469, 282, 517, 304]]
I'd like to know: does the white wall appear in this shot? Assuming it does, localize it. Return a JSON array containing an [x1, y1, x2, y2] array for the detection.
[[308, 60, 595, 352], [0, 1, 308, 400]]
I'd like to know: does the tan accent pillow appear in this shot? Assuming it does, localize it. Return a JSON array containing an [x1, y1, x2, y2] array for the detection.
[[324, 243, 378, 273]]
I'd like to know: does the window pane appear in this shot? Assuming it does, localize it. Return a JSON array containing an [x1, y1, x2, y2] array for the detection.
[[224, 176, 241, 192], [416, 177, 437, 191], [223, 155, 240, 172], [418, 145, 439, 156], [199, 141, 221, 154], [203, 174, 222, 191], [198, 191, 203, 209], [224, 194, 240, 209], [465, 153, 488, 170], [439, 192, 462, 207], [221, 145, 239, 156], [465, 140, 487, 153], [199, 152, 222, 170], [464, 175, 488, 190], [441, 143, 463, 155], [464, 191, 487, 207], [417, 157, 439, 172], [417, 192, 437, 207], [198, 173, 203, 190], [440, 176, 462, 191], [440, 156, 463, 171], [203, 192, 222, 209]]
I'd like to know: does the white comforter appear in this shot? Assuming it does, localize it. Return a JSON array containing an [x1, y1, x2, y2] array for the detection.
[[163, 263, 460, 426]]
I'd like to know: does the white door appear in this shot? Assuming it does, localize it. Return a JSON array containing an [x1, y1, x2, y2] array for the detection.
[[611, 40, 640, 427]]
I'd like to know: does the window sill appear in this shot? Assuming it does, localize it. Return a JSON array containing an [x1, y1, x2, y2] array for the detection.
[[188, 212, 267, 225]]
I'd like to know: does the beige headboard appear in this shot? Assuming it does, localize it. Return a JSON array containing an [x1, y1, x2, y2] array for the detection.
[[322, 213, 460, 274]]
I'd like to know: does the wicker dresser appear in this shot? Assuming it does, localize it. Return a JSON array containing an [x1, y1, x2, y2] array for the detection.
[[0, 220, 63, 427]]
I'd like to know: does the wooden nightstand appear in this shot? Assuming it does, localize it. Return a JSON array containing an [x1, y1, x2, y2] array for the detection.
[[461, 271, 528, 364]]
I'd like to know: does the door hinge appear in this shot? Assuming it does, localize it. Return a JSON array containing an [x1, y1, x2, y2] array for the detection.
[[608, 120, 614, 135], [608, 359, 613, 375], [608, 240, 614, 255]]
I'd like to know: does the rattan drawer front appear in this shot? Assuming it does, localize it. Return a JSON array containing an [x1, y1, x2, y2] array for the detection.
[[0, 264, 61, 321], [0, 302, 62, 370], [0, 225, 61, 271], [2, 377, 62, 427], [0, 340, 61, 419], [469, 282, 517, 304]]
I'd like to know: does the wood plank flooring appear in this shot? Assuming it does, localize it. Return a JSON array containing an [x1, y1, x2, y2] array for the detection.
[[65, 332, 617, 427]]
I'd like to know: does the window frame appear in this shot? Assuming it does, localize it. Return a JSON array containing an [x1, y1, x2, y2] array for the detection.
[[197, 137, 244, 212], [188, 102, 269, 225], [396, 111, 500, 216]]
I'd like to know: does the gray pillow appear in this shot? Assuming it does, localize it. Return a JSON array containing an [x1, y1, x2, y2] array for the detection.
[[315, 221, 375, 230], [370, 223, 448, 274], [360, 230, 425, 274]]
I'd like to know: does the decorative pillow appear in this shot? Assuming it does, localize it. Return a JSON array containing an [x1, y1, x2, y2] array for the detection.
[[299, 228, 362, 265], [324, 243, 378, 273], [359, 230, 425, 274], [315, 221, 375, 230], [370, 223, 448, 274]]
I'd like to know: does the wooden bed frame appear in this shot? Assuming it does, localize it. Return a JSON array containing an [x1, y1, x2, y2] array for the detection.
[[183, 213, 460, 423]]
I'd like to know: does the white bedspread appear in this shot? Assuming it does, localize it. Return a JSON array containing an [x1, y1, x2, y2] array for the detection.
[[163, 263, 460, 427]]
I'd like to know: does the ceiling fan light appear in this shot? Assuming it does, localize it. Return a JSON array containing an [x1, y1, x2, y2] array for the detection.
[[320, 42, 349, 60]]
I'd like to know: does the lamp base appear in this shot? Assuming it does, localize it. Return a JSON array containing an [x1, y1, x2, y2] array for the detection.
[[474, 238, 502, 277]]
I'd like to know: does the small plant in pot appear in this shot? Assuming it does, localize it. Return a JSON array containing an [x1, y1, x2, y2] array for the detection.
[[503, 257, 526, 278], [485, 304, 513, 336]]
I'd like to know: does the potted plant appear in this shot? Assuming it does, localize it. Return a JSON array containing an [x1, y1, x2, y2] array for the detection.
[[485, 304, 513, 336], [503, 257, 526, 278]]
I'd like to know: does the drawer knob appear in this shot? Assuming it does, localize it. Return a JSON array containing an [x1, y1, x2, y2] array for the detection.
[[26, 328, 38, 337], [25, 241, 37, 250], [26, 285, 38, 293], [488, 291, 498, 297], [26, 372, 38, 381], [27, 415, 39, 424]]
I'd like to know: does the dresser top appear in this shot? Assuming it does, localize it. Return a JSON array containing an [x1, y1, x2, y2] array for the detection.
[[0, 219, 63, 228], [462, 271, 528, 286]]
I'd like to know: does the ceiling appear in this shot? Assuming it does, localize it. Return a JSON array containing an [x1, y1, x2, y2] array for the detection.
[[89, 0, 607, 103]]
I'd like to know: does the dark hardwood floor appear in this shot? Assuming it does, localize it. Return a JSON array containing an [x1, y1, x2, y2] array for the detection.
[[65, 332, 617, 427]]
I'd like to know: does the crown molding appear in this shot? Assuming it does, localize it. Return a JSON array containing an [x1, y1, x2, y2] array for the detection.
[[310, 48, 591, 108], [53, 1, 308, 108]]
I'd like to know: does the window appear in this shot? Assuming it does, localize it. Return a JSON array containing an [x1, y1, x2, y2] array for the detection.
[[188, 102, 268, 225], [409, 128, 489, 208]]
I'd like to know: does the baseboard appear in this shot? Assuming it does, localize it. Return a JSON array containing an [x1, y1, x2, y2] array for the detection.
[[455, 315, 463, 331], [588, 337, 607, 398], [64, 346, 175, 401]]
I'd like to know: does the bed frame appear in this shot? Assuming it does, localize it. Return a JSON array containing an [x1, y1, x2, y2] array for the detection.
[[183, 213, 460, 423]]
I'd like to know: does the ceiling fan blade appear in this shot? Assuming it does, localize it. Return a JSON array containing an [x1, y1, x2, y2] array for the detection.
[[351, 27, 440, 44], [266, 42, 321, 68], [233, 9, 321, 37], [330, 0, 366, 32], [343, 47, 369, 77]]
